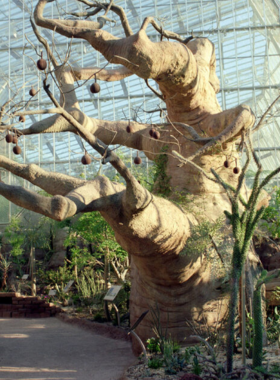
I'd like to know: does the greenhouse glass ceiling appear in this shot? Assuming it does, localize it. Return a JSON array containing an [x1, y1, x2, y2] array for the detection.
[[0, 0, 280, 223]]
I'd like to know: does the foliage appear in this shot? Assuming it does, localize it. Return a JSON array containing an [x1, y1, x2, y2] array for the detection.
[[4, 214, 52, 254], [146, 337, 161, 353], [65, 212, 127, 270], [184, 346, 200, 364], [3, 217, 25, 257], [207, 136, 280, 373], [163, 339, 185, 375], [181, 216, 224, 257], [267, 307, 280, 345], [149, 303, 169, 353], [2, 214, 56, 285], [76, 268, 100, 298], [270, 363, 280, 374], [0, 253, 12, 290], [148, 357, 163, 369], [37, 265, 73, 289], [273, 287, 280, 301], [192, 356, 202, 376], [152, 145, 171, 197], [254, 365, 280, 379], [186, 303, 227, 349], [261, 187, 280, 238], [243, 312, 254, 358]]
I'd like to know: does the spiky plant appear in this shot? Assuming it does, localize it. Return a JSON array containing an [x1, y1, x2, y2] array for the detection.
[[210, 134, 280, 372]]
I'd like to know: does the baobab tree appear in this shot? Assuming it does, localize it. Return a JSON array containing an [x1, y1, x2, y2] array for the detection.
[[0, 0, 263, 350]]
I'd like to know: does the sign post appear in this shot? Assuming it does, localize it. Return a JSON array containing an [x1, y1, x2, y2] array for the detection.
[[103, 285, 122, 325]]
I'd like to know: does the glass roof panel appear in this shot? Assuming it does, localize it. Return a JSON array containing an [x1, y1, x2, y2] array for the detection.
[[0, 0, 280, 223]]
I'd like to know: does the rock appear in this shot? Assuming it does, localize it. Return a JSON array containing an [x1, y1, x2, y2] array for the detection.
[[48, 251, 66, 269]]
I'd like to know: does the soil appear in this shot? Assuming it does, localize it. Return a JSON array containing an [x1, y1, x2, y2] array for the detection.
[[121, 346, 280, 380], [57, 306, 280, 380]]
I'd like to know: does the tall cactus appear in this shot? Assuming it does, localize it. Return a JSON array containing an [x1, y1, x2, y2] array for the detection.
[[211, 136, 280, 372], [252, 270, 267, 368], [253, 269, 279, 368], [174, 133, 280, 372]]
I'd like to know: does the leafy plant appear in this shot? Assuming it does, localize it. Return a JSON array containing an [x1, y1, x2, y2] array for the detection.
[[267, 306, 280, 345], [147, 337, 161, 353], [270, 363, 280, 374], [4, 214, 52, 253], [163, 340, 185, 375], [192, 355, 202, 376], [64, 212, 128, 287], [205, 135, 280, 373], [273, 287, 280, 301], [184, 217, 224, 254], [152, 145, 171, 197], [76, 268, 103, 299], [0, 254, 12, 290], [184, 346, 201, 364], [149, 303, 168, 353], [148, 357, 163, 369], [242, 312, 254, 358], [37, 265, 73, 288], [261, 187, 280, 238]]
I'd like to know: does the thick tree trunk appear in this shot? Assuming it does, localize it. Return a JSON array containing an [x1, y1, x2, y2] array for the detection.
[[0, 0, 265, 354]]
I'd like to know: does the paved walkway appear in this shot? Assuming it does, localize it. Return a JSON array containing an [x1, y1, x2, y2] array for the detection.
[[0, 318, 136, 380]]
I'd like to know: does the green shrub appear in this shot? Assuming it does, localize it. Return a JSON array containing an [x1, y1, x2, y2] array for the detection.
[[148, 357, 162, 369]]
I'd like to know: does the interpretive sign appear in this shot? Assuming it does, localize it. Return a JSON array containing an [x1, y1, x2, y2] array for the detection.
[[104, 285, 122, 301], [63, 280, 74, 293], [48, 289, 57, 296], [22, 274, 29, 280]]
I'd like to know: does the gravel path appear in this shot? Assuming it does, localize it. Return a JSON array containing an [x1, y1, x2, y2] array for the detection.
[[0, 318, 136, 380]]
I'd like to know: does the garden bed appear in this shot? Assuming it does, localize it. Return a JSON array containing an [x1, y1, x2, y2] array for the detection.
[[121, 344, 280, 380]]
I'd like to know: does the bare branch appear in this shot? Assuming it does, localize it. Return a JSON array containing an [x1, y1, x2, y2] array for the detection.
[[253, 94, 280, 133], [72, 0, 133, 37], [145, 79, 164, 100], [30, 18, 58, 67], [140, 16, 186, 43], [14, 108, 61, 117], [172, 150, 218, 183], [71, 65, 133, 82], [42, 79, 152, 213]]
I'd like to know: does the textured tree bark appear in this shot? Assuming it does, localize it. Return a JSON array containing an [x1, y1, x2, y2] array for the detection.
[[0, 0, 264, 353]]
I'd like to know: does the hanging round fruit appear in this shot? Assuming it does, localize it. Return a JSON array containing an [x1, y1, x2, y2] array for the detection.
[[153, 130, 160, 139], [90, 83, 100, 93], [12, 134, 18, 144], [5, 133, 13, 143], [19, 115, 25, 123], [90, 75, 100, 94], [233, 167, 240, 174], [149, 128, 155, 137], [37, 52, 47, 71], [126, 123, 132, 133], [29, 88, 37, 97], [13, 145, 21, 155], [81, 152, 91, 165], [223, 160, 229, 168], [134, 152, 142, 165]]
